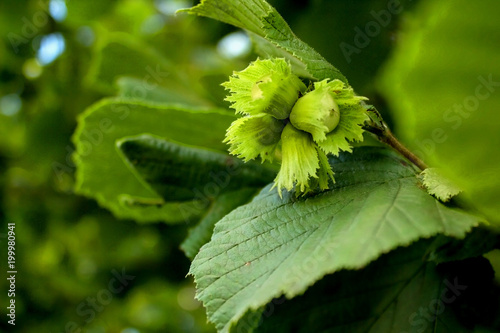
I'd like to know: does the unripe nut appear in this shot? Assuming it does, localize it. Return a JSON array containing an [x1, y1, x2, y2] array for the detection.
[[257, 116, 286, 146], [289, 87, 340, 142], [223, 58, 306, 119], [258, 74, 307, 119]]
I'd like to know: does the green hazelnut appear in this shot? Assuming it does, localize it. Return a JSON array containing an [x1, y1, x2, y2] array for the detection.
[[289, 81, 340, 143]]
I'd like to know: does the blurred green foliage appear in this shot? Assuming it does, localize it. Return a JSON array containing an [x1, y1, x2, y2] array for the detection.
[[379, 0, 500, 224], [3, 0, 498, 332], [0, 0, 237, 331]]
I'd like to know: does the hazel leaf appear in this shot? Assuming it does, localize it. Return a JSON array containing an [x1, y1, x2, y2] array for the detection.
[[73, 100, 236, 223], [117, 134, 276, 202], [419, 168, 462, 202], [253, 241, 495, 332], [181, 188, 259, 260], [180, 0, 347, 82], [189, 147, 485, 332]]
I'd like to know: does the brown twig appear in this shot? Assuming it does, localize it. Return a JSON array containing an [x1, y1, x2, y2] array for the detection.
[[378, 127, 428, 170], [363, 105, 428, 171]]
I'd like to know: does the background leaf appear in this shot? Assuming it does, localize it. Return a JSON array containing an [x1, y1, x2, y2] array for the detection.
[[378, 0, 500, 224], [253, 240, 497, 332], [85, 32, 175, 93], [116, 77, 213, 107], [429, 227, 499, 265], [181, 0, 347, 82], [190, 147, 484, 331], [73, 100, 235, 223], [117, 134, 275, 202]]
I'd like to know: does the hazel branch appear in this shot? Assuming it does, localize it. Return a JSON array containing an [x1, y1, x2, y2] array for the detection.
[[363, 105, 428, 171]]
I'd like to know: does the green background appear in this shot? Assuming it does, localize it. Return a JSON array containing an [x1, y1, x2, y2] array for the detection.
[[1, 0, 499, 332]]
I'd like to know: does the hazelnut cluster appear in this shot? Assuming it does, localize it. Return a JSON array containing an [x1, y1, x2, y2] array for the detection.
[[223, 58, 368, 196]]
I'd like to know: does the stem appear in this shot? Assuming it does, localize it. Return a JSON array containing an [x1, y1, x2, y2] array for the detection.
[[363, 106, 428, 170], [379, 127, 428, 170]]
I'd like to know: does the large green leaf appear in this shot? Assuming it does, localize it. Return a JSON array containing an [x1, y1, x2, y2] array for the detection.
[[190, 147, 484, 331], [253, 240, 496, 332], [73, 99, 236, 223], [180, 0, 347, 82], [116, 77, 213, 108], [181, 188, 260, 260], [85, 32, 211, 107], [378, 0, 500, 224], [117, 134, 276, 201], [85, 32, 174, 93]]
